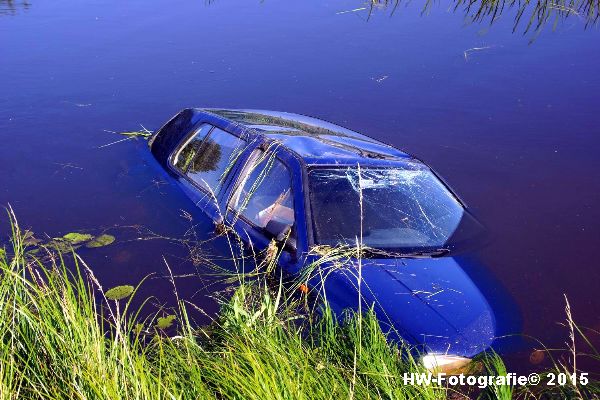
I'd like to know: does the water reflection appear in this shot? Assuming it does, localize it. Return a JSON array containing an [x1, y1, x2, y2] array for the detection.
[[0, 0, 30, 15], [367, 0, 598, 36], [188, 139, 222, 173], [1, 0, 596, 38]]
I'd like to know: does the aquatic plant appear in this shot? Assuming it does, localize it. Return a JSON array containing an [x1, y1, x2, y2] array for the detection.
[[155, 314, 176, 329], [98, 125, 153, 148], [105, 285, 134, 301], [85, 233, 115, 248], [62, 232, 94, 245]]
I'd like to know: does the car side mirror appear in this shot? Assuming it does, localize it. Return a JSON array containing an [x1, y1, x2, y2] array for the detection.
[[264, 220, 297, 255], [264, 219, 292, 242]]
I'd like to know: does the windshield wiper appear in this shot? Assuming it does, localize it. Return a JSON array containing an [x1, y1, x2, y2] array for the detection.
[[355, 247, 450, 259], [358, 247, 396, 258], [396, 248, 450, 258]]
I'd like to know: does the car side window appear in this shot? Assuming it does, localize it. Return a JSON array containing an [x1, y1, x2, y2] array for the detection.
[[230, 150, 295, 231], [171, 124, 213, 172], [186, 128, 247, 193]]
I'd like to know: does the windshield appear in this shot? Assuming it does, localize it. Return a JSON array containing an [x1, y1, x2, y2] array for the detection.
[[308, 166, 464, 251]]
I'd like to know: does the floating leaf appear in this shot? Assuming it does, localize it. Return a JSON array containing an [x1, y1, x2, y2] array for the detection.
[[49, 239, 72, 254], [86, 234, 115, 248], [119, 130, 152, 138], [105, 285, 134, 301], [118, 124, 153, 139], [23, 236, 41, 247], [21, 230, 41, 247], [155, 315, 176, 329], [63, 232, 94, 245]]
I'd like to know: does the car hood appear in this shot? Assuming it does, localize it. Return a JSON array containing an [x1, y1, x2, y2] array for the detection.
[[307, 256, 496, 357]]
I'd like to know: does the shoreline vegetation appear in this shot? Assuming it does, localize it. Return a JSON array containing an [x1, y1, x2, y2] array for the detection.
[[0, 212, 598, 399]]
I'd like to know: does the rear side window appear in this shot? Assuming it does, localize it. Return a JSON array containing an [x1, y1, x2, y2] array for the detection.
[[230, 150, 294, 229], [172, 124, 213, 172], [186, 128, 247, 193]]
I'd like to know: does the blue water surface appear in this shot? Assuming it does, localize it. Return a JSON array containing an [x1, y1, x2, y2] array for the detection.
[[1, 0, 599, 371]]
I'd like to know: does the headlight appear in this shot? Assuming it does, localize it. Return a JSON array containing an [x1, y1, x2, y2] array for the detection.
[[421, 354, 473, 375]]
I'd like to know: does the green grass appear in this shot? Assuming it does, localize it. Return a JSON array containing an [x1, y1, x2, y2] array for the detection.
[[0, 214, 443, 399], [0, 213, 598, 399]]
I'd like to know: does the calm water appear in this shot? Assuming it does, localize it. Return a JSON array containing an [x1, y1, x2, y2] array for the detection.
[[1, 0, 599, 371]]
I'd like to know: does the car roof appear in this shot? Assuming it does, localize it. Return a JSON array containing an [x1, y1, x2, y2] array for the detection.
[[201, 108, 419, 167]]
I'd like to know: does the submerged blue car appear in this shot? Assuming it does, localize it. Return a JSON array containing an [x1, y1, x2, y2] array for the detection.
[[149, 108, 496, 370]]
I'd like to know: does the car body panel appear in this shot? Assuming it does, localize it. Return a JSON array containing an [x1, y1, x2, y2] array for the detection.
[[306, 256, 495, 356], [149, 108, 498, 358]]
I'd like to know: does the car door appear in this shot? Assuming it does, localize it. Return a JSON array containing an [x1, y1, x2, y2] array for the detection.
[[167, 124, 263, 269], [224, 145, 306, 276], [169, 125, 251, 223]]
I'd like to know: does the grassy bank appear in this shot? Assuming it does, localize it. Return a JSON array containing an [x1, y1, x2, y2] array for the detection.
[[0, 216, 597, 399]]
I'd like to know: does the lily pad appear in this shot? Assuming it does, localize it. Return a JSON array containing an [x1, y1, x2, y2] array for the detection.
[[49, 239, 73, 254], [86, 234, 115, 248], [105, 285, 134, 301], [63, 232, 94, 245], [23, 236, 42, 247], [155, 315, 176, 329], [21, 230, 41, 247]]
